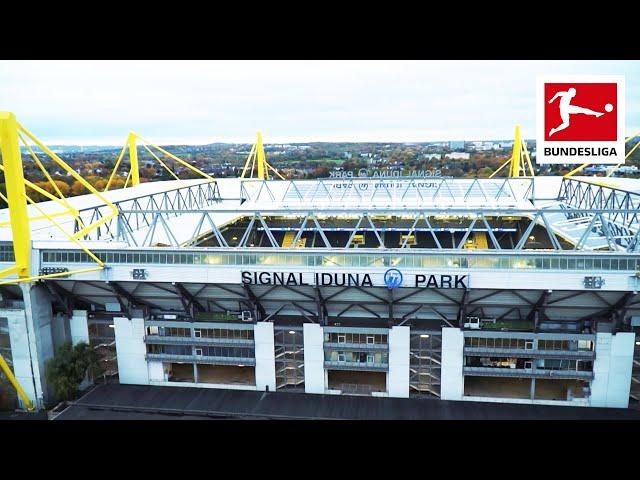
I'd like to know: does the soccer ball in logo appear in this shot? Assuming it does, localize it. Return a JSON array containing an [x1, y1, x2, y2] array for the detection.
[[384, 268, 403, 289], [544, 82, 617, 141]]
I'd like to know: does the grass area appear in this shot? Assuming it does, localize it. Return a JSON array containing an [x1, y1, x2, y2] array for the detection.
[[194, 312, 239, 322], [481, 320, 534, 331]]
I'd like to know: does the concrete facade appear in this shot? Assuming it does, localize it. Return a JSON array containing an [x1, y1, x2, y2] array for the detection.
[[440, 327, 464, 401], [69, 310, 89, 346], [303, 323, 325, 394], [591, 332, 636, 408], [4, 307, 40, 409], [147, 360, 165, 382], [113, 316, 148, 385], [254, 321, 276, 391], [388, 326, 410, 398]]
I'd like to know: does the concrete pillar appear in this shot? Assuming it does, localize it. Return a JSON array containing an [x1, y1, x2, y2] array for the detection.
[[388, 326, 410, 398], [21, 283, 55, 406], [303, 323, 325, 394], [4, 307, 39, 409], [530, 378, 536, 400], [591, 332, 635, 408], [69, 310, 89, 346], [254, 322, 276, 391], [147, 360, 165, 382], [440, 327, 464, 401], [69, 310, 92, 390], [51, 313, 70, 349], [113, 316, 148, 385]]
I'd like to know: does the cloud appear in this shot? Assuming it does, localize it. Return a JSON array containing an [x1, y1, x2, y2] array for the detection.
[[0, 60, 637, 144]]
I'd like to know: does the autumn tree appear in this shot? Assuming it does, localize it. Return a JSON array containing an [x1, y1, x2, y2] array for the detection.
[[71, 181, 86, 196]]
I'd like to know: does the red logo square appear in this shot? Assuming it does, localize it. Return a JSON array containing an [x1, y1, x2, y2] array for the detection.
[[544, 83, 617, 141]]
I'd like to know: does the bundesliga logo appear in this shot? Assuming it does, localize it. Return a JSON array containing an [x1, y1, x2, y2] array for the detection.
[[536, 75, 625, 164]]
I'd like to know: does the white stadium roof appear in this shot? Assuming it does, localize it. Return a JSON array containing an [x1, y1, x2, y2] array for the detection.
[[1, 175, 639, 252]]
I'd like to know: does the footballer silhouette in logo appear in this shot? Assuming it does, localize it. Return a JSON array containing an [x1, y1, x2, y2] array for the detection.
[[547, 87, 613, 137]]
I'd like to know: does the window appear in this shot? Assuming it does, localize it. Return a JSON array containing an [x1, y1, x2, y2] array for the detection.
[[366, 353, 375, 364], [525, 341, 533, 350], [195, 348, 203, 356], [366, 335, 374, 345], [337, 352, 346, 362], [194, 329, 201, 338], [338, 334, 346, 344], [578, 340, 593, 351]]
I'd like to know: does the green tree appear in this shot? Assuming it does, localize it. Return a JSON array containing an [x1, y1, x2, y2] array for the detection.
[[477, 166, 494, 178], [45, 341, 101, 401]]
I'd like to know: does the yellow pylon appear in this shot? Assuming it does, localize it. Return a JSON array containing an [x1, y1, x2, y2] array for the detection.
[[240, 131, 284, 180], [490, 125, 535, 178], [0, 112, 30, 279], [105, 132, 215, 191], [0, 112, 114, 285]]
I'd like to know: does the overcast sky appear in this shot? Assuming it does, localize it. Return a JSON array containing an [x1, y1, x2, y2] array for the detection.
[[0, 60, 638, 145]]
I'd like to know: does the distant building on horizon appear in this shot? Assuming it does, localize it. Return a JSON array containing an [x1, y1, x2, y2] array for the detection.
[[445, 152, 470, 160]]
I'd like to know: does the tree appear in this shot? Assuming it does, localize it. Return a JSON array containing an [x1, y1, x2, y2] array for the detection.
[[477, 166, 494, 178], [92, 179, 107, 191], [31, 180, 71, 201], [71, 181, 86, 196], [45, 341, 101, 402]]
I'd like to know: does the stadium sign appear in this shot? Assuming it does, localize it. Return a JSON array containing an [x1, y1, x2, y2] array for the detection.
[[536, 74, 625, 164], [241, 270, 469, 289], [329, 168, 442, 178]]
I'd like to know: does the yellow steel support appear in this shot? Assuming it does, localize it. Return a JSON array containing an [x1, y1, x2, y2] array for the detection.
[[105, 132, 214, 191], [0, 112, 116, 285], [141, 143, 180, 181], [137, 135, 215, 182], [564, 131, 640, 178], [241, 131, 285, 180], [104, 142, 128, 191], [0, 112, 30, 278], [127, 132, 140, 187], [489, 125, 534, 178], [0, 352, 34, 411], [256, 131, 266, 180], [18, 125, 118, 241], [509, 126, 522, 177], [564, 162, 589, 178]]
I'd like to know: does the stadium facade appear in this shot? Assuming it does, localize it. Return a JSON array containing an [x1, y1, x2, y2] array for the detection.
[[2, 174, 640, 411]]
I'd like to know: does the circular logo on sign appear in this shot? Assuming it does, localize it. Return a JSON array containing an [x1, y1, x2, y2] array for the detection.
[[384, 268, 403, 289]]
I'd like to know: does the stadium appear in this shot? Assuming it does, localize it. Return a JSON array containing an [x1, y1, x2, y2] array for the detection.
[[1, 112, 639, 416]]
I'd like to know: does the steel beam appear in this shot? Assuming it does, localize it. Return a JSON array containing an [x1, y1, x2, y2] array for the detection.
[[243, 284, 265, 321], [174, 283, 206, 315]]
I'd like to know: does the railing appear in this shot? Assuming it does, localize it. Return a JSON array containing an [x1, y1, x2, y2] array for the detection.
[[324, 342, 388, 351], [463, 347, 595, 359], [72, 180, 221, 243], [145, 353, 255, 366], [333, 383, 385, 395], [409, 384, 441, 397], [240, 177, 535, 206], [558, 178, 640, 251], [463, 366, 594, 380], [324, 360, 388, 371], [276, 365, 304, 376], [144, 335, 254, 347]]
